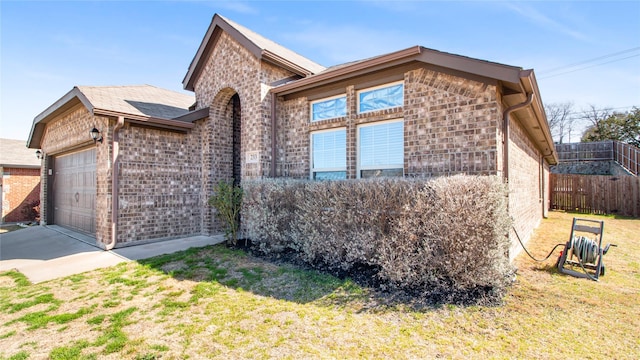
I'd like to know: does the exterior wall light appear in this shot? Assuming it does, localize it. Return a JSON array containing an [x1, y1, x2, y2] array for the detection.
[[90, 127, 103, 143], [36, 149, 42, 159]]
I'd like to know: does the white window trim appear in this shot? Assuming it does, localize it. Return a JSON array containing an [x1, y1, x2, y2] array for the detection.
[[356, 119, 404, 179], [356, 81, 404, 115], [310, 94, 347, 122], [310, 127, 347, 179]]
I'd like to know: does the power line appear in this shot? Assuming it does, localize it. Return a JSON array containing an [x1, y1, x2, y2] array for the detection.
[[563, 106, 636, 117], [539, 54, 640, 79], [540, 46, 640, 74]]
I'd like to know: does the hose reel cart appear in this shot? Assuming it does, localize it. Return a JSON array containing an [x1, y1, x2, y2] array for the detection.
[[556, 218, 615, 281]]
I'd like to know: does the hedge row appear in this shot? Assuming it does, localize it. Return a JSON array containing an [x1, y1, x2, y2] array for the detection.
[[241, 175, 514, 301]]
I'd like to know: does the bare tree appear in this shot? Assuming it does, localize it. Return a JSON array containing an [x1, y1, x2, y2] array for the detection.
[[544, 102, 575, 143], [580, 105, 613, 142]]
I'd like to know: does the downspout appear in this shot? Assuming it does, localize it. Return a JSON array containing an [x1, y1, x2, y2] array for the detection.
[[270, 92, 277, 177], [105, 116, 125, 250], [502, 92, 534, 183]]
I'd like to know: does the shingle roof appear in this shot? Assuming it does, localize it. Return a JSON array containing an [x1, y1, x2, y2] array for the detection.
[[183, 14, 325, 91], [219, 15, 326, 75], [77, 85, 194, 119], [0, 138, 41, 168], [28, 85, 196, 149]]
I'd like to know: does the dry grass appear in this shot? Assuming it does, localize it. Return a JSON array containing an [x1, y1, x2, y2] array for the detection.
[[0, 211, 638, 359]]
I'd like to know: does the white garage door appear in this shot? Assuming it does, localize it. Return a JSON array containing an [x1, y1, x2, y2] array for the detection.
[[53, 148, 96, 235]]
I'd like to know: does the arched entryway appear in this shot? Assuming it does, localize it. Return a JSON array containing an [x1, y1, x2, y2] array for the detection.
[[206, 88, 243, 234], [208, 88, 243, 184], [231, 93, 241, 185]]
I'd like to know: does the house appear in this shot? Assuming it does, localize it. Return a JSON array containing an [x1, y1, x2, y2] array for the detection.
[[28, 14, 557, 255], [1, 138, 41, 223]]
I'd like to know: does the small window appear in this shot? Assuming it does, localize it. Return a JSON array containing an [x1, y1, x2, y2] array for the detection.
[[311, 129, 347, 180], [357, 82, 404, 114], [311, 95, 347, 121], [358, 120, 404, 178]]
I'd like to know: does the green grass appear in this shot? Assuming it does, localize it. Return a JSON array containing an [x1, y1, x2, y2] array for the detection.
[[0, 211, 638, 359], [10, 306, 94, 330]]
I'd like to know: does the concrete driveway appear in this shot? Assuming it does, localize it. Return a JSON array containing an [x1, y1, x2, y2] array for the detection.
[[0, 226, 224, 283]]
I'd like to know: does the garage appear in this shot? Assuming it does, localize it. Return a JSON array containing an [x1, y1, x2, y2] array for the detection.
[[53, 148, 96, 235]]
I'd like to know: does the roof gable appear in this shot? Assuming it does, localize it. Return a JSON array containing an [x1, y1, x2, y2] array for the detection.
[[182, 14, 325, 91], [28, 85, 195, 148]]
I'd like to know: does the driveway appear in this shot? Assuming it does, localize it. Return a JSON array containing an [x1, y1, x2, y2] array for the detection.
[[0, 226, 224, 283]]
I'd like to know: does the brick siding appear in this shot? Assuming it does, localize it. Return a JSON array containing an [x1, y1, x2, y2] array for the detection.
[[404, 68, 500, 177], [1, 167, 40, 222], [507, 114, 548, 259], [275, 66, 500, 179], [38, 106, 111, 244], [192, 31, 296, 233], [116, 123, 203, 243], [33, 29, 550, 253]]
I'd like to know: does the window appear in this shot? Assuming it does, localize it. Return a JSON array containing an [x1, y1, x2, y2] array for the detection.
[[311, 128, 346, 180], [357, 82, 404, 114], [311, 95, 347, 121], [358, 120, 404, 178]]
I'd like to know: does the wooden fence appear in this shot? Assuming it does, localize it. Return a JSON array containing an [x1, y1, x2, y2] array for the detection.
[[550, 174, 640, 217]]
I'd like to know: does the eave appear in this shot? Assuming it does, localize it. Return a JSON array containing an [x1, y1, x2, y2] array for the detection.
[[28, 91, 205, 149], [271, 45, 558, 165]]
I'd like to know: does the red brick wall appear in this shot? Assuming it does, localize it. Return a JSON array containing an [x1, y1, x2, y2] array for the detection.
[[1, 167, 41, 222]]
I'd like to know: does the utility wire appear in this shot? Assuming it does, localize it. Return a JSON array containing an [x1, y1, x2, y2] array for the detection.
[[540, 46, 640, 74], [539, 54, 640, 79], [545, 106, 636, 118]]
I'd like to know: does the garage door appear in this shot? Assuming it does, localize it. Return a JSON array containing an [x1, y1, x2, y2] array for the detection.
[[53, 148, 96, 235]]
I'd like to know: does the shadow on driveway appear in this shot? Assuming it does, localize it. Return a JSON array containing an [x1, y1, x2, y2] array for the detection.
[[0, 226, 223, 283]]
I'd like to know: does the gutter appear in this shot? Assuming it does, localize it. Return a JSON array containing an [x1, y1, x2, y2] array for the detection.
[[105, 115, 125, 250], [270, 92, 277, 177], [502, 92, 534, 183], [520, 70, 557, 165], [94, 109, 195, 131]]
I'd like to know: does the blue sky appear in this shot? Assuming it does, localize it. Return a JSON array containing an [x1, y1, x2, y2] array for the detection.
[[1, 0, 639, 142]]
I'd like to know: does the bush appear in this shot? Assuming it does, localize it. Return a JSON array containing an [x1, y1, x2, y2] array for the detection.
[[241, 180, 301, 252], [208, 180, 243, 245], [21, 199, 40, 222], [241, 175, 514, 303]]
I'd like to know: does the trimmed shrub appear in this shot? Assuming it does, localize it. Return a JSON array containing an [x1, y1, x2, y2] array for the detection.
[[241, 179, 301, 252], [380, 176, 512, 296], [241, 175, 513, 303]]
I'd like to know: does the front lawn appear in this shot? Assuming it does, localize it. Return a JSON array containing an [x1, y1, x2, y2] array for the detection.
[[0, 211, 638, 359]]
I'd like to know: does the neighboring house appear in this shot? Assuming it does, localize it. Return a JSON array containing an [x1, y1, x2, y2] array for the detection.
[[1, 138, 41, 223], [28, 14, 557, 256]]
